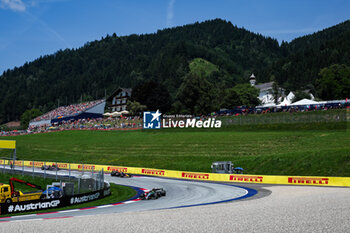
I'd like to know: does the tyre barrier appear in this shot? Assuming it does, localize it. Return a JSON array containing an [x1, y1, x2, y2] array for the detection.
[[1, 159, 350, 187]]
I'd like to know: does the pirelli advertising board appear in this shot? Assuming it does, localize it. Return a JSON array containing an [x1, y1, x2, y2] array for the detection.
[[0, 140, 16, 149], [1, 159, 350, 187]]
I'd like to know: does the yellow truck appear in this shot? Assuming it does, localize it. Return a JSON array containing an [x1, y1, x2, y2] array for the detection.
[[0, 178, 43, 204]]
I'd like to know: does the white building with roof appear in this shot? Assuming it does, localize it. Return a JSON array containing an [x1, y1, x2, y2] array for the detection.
[[249, 74, 285, 106]]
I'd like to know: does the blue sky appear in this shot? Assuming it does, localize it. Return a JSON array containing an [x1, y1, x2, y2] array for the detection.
[[0, 0, 349, 74]]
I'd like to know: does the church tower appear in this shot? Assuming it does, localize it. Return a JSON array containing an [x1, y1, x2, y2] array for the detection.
[[249, 73, 256, 86]]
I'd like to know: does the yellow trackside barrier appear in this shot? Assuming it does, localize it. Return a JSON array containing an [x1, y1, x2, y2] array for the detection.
[[2, 159, 350, 187], [0, 140, 16, 149]]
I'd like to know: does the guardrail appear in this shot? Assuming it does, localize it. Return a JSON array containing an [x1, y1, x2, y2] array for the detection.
[[1, 159, 349, 187]]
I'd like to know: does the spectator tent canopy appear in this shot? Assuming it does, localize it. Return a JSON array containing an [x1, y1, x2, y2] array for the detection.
[[290, 99, 319, 106]]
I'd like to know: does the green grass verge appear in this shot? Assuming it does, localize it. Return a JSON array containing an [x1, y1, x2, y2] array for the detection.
[[1, 121, 349, 177], [0, 173, 136, 217]]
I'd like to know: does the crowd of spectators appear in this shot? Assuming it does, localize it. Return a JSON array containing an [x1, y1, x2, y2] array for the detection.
[[31, 99, 105, 122], [216, 102, 350, 117], [0, 116, 142, 137]]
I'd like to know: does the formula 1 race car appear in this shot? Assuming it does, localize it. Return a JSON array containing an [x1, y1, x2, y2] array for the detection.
[[140, 188, 166, 200], [110, 171, 133, 178], [41, 164, 60, 171]]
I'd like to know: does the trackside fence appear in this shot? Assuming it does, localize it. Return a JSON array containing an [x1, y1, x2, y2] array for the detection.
[[221, 109, 348, 126], [1, 160, 105, 195], [0, 159, 349, 187]]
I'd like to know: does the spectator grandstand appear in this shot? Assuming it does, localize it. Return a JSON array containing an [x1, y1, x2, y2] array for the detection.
[[0, 116, 141, 137], [29, 99, 106, 127], [32, 99, 105, 122]]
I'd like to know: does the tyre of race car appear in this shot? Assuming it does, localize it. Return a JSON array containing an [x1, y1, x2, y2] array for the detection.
[[5, 198, 12, 204]]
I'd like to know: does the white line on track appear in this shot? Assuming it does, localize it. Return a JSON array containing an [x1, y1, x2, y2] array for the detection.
[[58, 209, 80, 213], [96, 205, 113, 208]]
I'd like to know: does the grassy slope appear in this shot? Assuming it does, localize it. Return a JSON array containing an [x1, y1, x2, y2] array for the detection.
[[189, 58, 219, 77], [2, 127, 349, 177]]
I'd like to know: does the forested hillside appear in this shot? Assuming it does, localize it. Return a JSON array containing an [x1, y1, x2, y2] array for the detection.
[[0, 18, 349, 123], [259, 20, 350, 93]]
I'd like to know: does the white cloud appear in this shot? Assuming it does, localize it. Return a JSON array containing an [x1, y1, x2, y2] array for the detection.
[[166, 0, 175, 27], [0, 0, 26, 12]]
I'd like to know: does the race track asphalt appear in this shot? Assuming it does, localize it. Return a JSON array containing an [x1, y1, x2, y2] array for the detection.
[[0, 167, 253, 221]]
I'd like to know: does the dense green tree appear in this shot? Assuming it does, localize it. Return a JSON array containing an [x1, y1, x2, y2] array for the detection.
[[232, 84, 260, 106], [262, 20, 350, 91], [271, 75, 281, 104], [177, 73, 219, 115], [126, 101, 147, 116], [221, 88, 240, 109], [131, 81, 172, 113], [317, 64, 350, 100], [20, 109, 42, 128]]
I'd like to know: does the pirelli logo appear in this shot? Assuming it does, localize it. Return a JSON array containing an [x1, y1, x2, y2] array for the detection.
[[288, 177, 329, 185], [29, 161, 44, 167], [182, 172, 209, 180], [13, 161, 23, 166], [141, 169, 165, 176], [56, 163, 68, 169], [78, 165, 95, 170], [107, 166, 128, 173], [230, 175, 263, 183]]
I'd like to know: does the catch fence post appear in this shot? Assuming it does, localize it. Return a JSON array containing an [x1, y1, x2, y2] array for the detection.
[[82, 164, 84, 175], [78, 178, 80, 194], [22, 160, 24, 176], [55, 162, 58, 181], [32, 160, 34, 178], [12, 150, 16, 174], [101, 168, 104, 190], [102, 168, 104, 182], [68, 163, 71, 181], [44, 161, 46, 179]]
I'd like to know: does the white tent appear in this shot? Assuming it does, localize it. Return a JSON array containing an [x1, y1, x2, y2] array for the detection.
[[286, 92, 295, 102], [120, 110, 129, 115], [278, 97, 292, 106], [290, 99, 319, 106], [103, 112, 111, 116], [256, 103, 276, 108], [110, 111, 122, 117]]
